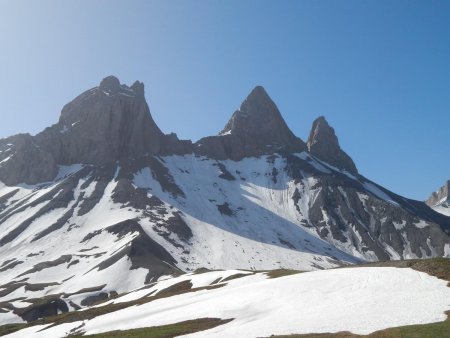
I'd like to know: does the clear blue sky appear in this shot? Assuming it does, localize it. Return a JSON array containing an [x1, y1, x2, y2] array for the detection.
[[0, 0, 449, 200]]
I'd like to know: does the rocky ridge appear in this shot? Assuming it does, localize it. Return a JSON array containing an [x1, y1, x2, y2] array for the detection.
[[426, 181, 450, 217], [426, 181, 450, 207], [307, 116, 357, 174]]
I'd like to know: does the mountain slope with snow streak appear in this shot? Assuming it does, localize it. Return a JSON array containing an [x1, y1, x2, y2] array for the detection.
[[0, 156, 357, 325], [1, 151, 449, 325]]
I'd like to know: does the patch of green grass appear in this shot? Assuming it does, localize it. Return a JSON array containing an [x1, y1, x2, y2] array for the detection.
[[74, 318, 233, 338], [369, 314, 450, 338], [192, 268, 221, 275], [266, 269, 303, 279], [221, 273, 250, 282], [269, 332, 357, 337], [0, 323, 28, 336], [209, 277, 223, 285]]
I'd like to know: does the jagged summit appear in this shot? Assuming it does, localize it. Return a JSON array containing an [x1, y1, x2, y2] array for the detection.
[[197, 86, 306, 160], [100, 75, 122, 93], [426, 180, 450, 207], [220, 86, 294, 137], [40, 76, 165, 165], [0, 79, 364, 185], [307, 116, 358, 174], [98, 75, 145, 97], [219, 86, 274, 135]]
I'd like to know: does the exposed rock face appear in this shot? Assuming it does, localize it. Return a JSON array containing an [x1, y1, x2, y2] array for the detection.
[[0, 76, 191, 185], [36, 76, 166, 165], [0, 82, 349, 185], [286, 154, 450, 261], [426, 181, 450, 207], [196, 86, 306, 160], [220, 86, 296, 139], [426, 181, 450, 217], [0, 134, 57, 185], [307, 116, 357, 174]]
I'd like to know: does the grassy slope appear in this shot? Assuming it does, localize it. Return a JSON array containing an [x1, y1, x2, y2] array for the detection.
[[76, 318, 233, 338]]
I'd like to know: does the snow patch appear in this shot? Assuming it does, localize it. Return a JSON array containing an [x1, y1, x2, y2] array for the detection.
[[415, 220, 429, 229], [362, 181, 399, 206]]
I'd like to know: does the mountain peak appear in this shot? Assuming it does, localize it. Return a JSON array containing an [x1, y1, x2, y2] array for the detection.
[[37, 76, 164, 166], [220, 86, 298, 139], [99, 75, 121, 92], [426, 180, 450, 207], [220, 86, 282, 136], [240, 85, 271, 110], [307, 116, 357, 174], [195, 86, 306, 160], [98, 75, 145, 97]]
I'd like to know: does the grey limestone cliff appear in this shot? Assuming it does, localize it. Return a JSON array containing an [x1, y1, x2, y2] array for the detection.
[[196, 86, 307, 160], [307, 116, 357, 174]]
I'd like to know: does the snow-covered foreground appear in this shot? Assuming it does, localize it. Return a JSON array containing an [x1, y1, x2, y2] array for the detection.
[[6, 267, 450, 338]]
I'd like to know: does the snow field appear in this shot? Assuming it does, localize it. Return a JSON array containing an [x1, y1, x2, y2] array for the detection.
[[4, 267, 449, 338]]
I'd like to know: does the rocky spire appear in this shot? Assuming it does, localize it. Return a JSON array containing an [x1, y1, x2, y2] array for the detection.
[[307, 116, 357, 174], [35, 76, 166, 165], [426, 181, 450, 207], [220, 86, 298, 142], [197, 86, 306, 160]]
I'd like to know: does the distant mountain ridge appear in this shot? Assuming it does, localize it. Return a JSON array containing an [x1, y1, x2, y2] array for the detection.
[[0, 76, 449, 324], [426, 181, 450, 216]]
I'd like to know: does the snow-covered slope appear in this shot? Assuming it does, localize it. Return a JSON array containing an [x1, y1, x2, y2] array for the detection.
[[0, 155, 352, 324], [4, 267, 450, 337], [1, 152, 449, 325]]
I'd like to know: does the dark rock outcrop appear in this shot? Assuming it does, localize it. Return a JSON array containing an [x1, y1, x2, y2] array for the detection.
[[307, 116, 357, 174], [94, 219, 182, 283], [18, 298, 68, 322], [196, 86, 306, 160], [0, 134, 57, 185]]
